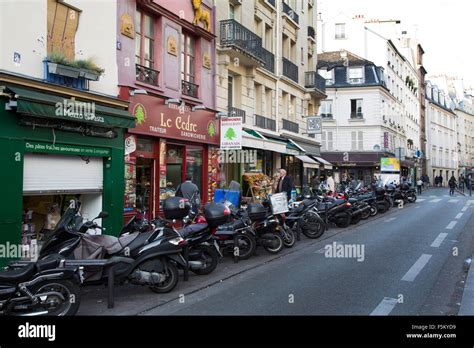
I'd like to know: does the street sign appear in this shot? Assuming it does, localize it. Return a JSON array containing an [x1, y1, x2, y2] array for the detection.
[[307, 116, 322, 134]]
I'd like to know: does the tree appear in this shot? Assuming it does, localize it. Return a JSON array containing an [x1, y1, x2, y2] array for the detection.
[[224, 127, 236, 140]]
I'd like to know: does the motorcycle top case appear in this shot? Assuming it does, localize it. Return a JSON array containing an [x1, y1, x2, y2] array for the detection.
[[247, 203, 267, 221], [163, 196, 191, 219], [204, 202, 231, 228]]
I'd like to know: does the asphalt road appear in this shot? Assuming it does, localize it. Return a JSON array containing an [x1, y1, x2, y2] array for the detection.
[[138, 188, 474, 315]]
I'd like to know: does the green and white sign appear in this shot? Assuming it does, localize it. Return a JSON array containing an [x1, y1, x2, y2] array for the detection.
[[220, 117, 242, 150], [25, 141, 110, 157]]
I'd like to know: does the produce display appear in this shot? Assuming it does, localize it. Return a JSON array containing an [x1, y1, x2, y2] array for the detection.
[[243, 172, 273, 200], [208, 147, 219, 201]]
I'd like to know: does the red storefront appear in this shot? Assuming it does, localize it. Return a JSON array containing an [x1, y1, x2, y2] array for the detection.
[[123, 95, 220, 219]]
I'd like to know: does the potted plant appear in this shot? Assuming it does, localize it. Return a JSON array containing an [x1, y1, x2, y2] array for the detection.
[[45, 51, 81, 78], [73, 58, 105, 81]]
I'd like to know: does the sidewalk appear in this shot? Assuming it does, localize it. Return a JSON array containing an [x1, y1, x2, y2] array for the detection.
[[459, 200, 474, 315]]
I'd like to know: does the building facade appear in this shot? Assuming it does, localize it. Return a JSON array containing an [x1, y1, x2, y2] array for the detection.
[[0, 0, 133, 264], [425, 81, 458, 184], [317, 14, 422, 183], [215, 0, 327, 193], [117, 0, 219, 220]]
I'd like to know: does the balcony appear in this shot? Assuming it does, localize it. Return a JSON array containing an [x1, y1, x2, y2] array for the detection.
[[260, 47, 275, 73], [282, 57, 298, 83], [305, 72, 326, 96], [228, 106, 246, 123], [308, 26, 315, 39], [282, 119, 299, 133], [136, 64, 159, 86], [350, 112, 364, 119], [255, 114, 276, 131], [320, 114, 333, 119], [282, 1, 299, 24], [219, 19, 263, 65], [182, 80, 199, 98]]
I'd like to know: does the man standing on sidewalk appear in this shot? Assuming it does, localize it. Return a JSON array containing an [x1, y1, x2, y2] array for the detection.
[[448, 175, 457, 196], [417, 178, 423, 195]]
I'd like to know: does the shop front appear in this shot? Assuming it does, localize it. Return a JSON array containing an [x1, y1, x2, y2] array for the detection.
[[125, 95, 220, 219], [0, 81, 134, 265]]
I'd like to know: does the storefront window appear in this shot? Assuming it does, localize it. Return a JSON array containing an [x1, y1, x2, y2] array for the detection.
[[165, 144, 184, 197], [282, 155, 302, 190], [136, 158, 153, 214]]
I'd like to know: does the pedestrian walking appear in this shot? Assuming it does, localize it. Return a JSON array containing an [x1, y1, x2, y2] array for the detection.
[[448, 175, 456, 196], [276, 168, 294, 200], [326, 173, 335, 195], [459, 174, 465, 192], [439, 175, 444, 187], [416, 178, 423, 195]]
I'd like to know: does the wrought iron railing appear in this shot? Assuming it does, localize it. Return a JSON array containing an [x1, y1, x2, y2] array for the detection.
[[136, 64, 159, 86], [282, 57, 298, 83], [219, 19, 263, 61], [282, 119, 299, 133], [260, 47, 275, 73], [282, 1, 299, 24], [305, 71, 326, 93], [308, 26, 315, 39], [255, 114, 276, 131], [182, 80, 199, 98], [228, 106, 246, 123]]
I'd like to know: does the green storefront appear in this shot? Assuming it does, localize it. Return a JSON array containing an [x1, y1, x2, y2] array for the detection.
[[0, 76, 134, 266]]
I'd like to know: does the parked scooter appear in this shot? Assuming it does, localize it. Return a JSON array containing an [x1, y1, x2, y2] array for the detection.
[[284, 198, 326, 239], [1, 254, 82, 316], [38, 200, 187, 294]]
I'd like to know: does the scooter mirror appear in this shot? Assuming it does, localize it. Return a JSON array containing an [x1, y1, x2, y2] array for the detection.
[[96, 211, 109, 219]]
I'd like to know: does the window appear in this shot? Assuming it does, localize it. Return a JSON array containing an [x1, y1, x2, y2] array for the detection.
[[327, 131, 334, 150], [351, 131, 363, 150], [264, 24, 273, 51], [229, 4, 235, 19], [319, 100, 333, 117], [350, 99, 363, 118], [181, 32, 196, 83], [335, 23, 346, 39], [318, 68, 334, 85], [135, 10, 154, 69], [289, 95, 296, 121], [47, 0, 80, 60], [227, 75, 234, 107], [348, 67, 364, 84], [255, 83, 263, 115], [265, 88, 273, 117]]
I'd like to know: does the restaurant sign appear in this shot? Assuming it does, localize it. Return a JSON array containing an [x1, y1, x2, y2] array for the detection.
[[129, 96, 219, 145]]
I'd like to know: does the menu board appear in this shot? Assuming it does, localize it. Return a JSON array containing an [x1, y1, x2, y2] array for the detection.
[[124, 158, 136, 212]]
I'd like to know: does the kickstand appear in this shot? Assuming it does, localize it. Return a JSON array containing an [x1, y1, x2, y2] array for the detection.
[[107, 265, 115, 309]]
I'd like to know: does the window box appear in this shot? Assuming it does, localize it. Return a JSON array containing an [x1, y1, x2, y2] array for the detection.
[[46, 62, 81, 78]]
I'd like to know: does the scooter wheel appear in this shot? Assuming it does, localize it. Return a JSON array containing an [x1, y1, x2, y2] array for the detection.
[[148, 261, 179, 294], [235, 233, 257, 260], [281, 225, 296, 248], [335, 213, 351, 228], [30, 279, 81, 316], [301, 212, 325, 239], [263, 233, 284, 254], [350, 213, 362, 224], [191, 245, 219, 276], [369, 204, 378, 216]]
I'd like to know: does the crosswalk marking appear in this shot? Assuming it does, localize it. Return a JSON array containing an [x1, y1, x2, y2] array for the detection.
[[417, 198, 426, 202], [384, 217, 396, 222], [448, 199, 459, 203], [429, 199, 442, 203]]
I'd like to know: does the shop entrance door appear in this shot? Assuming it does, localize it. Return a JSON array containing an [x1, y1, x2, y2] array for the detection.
[[186, 146, 203, 200], [136, 157, 154, 218]]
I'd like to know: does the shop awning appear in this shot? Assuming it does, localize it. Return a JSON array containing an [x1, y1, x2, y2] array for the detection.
[[312, 156, 334, 169], [296, 155, 319, 169], [242, 129, 287, 153], [6, 86, 135, 128]]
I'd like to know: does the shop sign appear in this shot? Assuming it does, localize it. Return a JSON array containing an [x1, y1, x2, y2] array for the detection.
[[129, 96, 219, 145], [380, 157, 400, 172], [220, 117, 242, 150], [25, 141, 110, 157], [270, 192, 289, 215], [306, 116, 322, 134], [125, 135, 137, 155]]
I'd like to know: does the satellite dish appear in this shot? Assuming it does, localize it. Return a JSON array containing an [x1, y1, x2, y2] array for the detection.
[[373, 144, 381, 151]]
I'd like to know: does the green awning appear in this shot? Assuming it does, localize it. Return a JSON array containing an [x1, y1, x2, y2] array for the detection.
[[7, 86, 135, 129], [243, 129, 266, 139]]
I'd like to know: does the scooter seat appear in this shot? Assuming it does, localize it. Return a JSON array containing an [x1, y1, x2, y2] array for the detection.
[[179, 223, 209, 238], [348, 198, 358, 203], [0, 262, 36, 285]]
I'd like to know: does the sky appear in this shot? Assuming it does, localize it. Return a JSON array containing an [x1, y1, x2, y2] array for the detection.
[[318, 0, 474, 91]]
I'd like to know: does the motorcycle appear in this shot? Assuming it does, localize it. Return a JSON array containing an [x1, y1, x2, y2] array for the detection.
[[1, 254, 82, 316], [38, 200, 187, 294], [285, 198, 326, 239]]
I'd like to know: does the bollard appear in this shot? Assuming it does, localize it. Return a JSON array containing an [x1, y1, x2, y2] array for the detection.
[[107, 265, 115, 309]]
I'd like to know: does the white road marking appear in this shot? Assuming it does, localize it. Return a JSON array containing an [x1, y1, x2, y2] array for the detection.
[[431, 233, 448, 248], [370, 297, 398, 316], [429, 195, 436, 198], [462, 206, 469, 212], [448, 199, 459, 203], [455, 213, 463, 219], [446, 221, 457, 230], [429, 199, 442, 203], [415, 206, 420, 209], [417, 198, 426, 202], [384, 217, 396, 222], [401, 254, 432, 282], [468, 200, 474, 205]]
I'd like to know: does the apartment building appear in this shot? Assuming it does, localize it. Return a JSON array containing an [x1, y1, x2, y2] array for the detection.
[[216, 0, 327, 190]]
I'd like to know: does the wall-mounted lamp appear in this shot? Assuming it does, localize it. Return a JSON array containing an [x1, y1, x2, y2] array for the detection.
[[215, 112, 228, 119], [192, 105, 207, 111], [165, 98, 181, 105], [129, 89, 148, 96]]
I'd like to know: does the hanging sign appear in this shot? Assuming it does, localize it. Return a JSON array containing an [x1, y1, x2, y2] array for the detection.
[[220, 117, 242, 150]]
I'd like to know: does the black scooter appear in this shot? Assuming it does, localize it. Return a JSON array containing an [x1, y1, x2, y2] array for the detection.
[[39, 200, 187, 295], [285, 198, 326, 239], [1, 254, 82, 316]]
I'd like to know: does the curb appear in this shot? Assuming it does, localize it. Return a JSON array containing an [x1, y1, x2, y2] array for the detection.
[[459, 255, 474, 315]]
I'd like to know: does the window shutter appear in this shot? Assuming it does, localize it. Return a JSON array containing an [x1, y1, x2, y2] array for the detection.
[[321, 131, 327, 151], [328, 131, 333, 150], [351, 131, 357, 150], [358, 131, 363, 150]]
